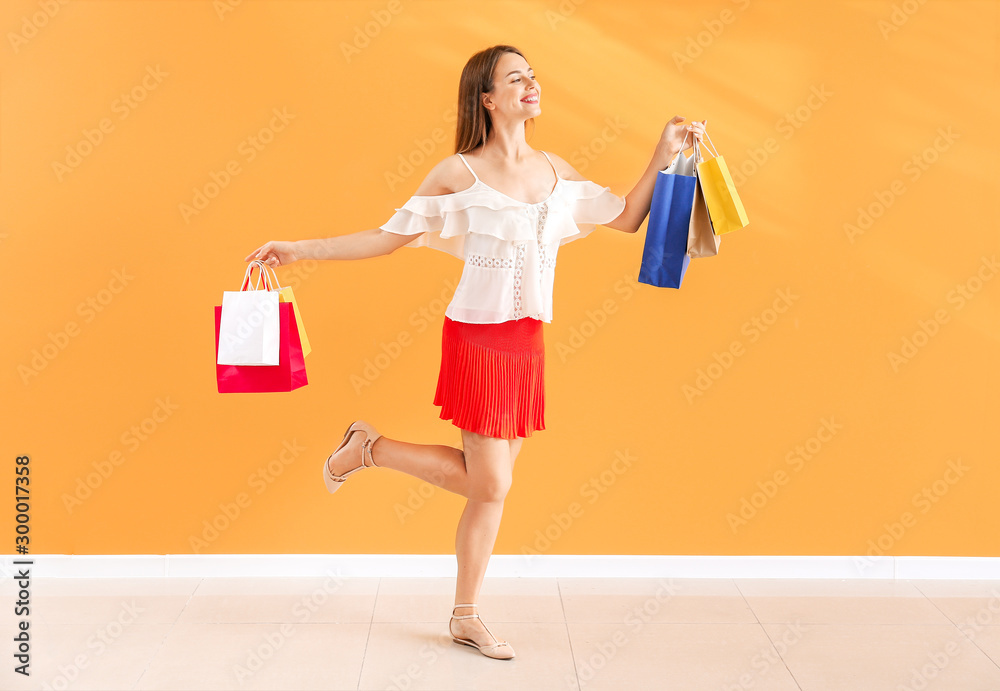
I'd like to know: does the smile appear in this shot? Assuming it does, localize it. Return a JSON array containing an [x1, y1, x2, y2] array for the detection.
[[520, 94, 538, 104]]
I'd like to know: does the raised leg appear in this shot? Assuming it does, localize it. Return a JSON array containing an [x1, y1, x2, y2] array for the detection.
[[370, 436, 471, 496], [328, 428, 522, 500], [325, 422, 527, 651]]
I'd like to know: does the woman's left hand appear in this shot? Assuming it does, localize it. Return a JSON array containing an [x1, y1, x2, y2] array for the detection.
[[656, 116, 707, 169]]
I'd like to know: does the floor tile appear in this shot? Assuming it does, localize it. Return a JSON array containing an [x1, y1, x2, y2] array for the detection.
[[373, 577, 564, 623], [560, 577, 756, 624], [134, 622, 369, 690], [0, 621, 171, 691], [767, 622, 1000, 691], [567, 622, 801, 691], [737, 578, 953, 626], [7, 576, 1000, 690], [360, 621, 577, 690]]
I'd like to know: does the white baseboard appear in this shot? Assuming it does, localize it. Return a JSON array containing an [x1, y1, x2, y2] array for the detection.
[[4, 554, 1000, 579]]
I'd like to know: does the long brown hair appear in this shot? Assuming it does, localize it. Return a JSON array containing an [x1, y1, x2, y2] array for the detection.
[[455, 45, 534, 154]]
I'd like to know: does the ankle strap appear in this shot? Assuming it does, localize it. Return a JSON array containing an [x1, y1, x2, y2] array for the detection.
[[453, 603, 477, 609], [363, 437, 379, 468]]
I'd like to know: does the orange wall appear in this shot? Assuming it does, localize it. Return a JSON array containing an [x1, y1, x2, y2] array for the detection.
[[1, 0, 997, 559]]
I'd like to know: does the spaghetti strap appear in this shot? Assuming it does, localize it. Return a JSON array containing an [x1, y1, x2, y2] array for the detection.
[[456, 153, 480, 182], [540, 150, 560, 179]]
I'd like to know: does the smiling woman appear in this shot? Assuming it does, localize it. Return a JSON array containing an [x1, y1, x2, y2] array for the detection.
[[455, 46, 539, 156], [246, 43, 705, 662]]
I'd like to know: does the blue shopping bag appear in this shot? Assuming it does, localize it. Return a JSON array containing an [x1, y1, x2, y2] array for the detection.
[[638, 152, 697, 289]]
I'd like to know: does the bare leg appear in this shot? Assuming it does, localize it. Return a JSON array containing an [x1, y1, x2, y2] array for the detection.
[[327, 432, 472, 497], [372, 437, 471, 497], [329, 428, 523, 499], [451, 430, 525, 648], [326, 423, 526, 648]]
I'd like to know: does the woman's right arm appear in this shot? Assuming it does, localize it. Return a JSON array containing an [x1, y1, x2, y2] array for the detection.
[[245, 228, 417, 268], [246, 155, 465, 269]]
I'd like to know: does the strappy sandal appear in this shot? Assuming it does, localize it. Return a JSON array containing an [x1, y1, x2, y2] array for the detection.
[[449, 604, 515, 660], [322, 421, 380, 494]]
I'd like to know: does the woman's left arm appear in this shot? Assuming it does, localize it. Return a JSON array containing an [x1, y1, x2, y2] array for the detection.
[[565, 116, 706, 233]]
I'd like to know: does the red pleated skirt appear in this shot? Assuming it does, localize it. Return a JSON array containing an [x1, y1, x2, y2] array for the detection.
[[434, 316, 545, 439]]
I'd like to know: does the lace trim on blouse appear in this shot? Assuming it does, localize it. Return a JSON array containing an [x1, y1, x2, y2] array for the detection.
[[467, 254, 514, 269]]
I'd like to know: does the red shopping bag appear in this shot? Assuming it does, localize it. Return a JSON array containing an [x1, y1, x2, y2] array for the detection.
[[214, 302, 307, 393]]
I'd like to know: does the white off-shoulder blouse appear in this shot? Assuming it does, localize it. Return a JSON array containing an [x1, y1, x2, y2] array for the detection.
[[380, 151, 626, 324]]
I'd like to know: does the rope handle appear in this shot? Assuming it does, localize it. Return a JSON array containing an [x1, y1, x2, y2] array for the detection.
[[240, 260, 279, 292], [664, 129, 708, 172], [700, 129, 719, 159]]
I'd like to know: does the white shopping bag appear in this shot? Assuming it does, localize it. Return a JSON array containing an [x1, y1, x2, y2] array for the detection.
[[217, 262, 280, 365]]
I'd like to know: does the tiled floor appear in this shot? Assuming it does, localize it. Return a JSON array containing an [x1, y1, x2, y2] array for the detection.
[[4, 577, 1000, 690]]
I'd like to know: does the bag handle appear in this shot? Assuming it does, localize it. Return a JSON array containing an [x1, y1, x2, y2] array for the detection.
[[684, 129, 713, 165], [262, 262, 283, 291], [700, 130, 719, 159], [240, 260, 274, 292], [666, 130, 709, 170], [664, 131, 692, 171]]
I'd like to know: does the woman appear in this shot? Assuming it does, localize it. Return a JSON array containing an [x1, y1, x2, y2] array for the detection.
[[246, 45, 705, 660]]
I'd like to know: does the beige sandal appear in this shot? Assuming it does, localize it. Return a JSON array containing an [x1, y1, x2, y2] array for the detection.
[[449, 604, 515, 660], [322, 421, 380, 494]]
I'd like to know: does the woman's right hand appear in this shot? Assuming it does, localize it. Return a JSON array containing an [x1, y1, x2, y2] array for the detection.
[[244, 240, 299, 268]]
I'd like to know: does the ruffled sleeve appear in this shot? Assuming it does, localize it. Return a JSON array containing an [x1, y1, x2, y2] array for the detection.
[[380, 187, 537, 260], [551, 179, 626, 246]]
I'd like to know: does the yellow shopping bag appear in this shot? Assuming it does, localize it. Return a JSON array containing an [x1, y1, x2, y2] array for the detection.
[[276, 285, 311, 357], [245, 261, 312, 357], [696, 133, 750, 235]]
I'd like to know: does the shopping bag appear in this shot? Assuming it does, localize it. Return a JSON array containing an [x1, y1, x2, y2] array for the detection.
[[249, 263, 312, 358], [217, 262, 280, 365], [687, 144, 721, 259], [638, 148, 697, 289], [215, 302, 308, 393], [697, 132, 749, 235]]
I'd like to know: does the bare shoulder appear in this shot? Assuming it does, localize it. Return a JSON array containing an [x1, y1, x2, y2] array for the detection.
[[542, 151, 586, 181], [412, 154, 477, 196]]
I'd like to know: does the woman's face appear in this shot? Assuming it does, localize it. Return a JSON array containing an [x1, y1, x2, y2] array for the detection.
[[484, 52, 540, 119]]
